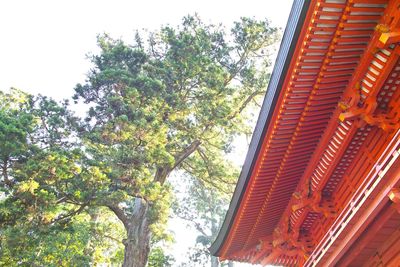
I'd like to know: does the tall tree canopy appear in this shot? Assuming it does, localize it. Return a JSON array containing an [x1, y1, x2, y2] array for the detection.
[[0, 15, 278, 267]]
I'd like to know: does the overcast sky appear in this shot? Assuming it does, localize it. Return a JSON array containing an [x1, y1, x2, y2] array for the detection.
[[0, 0, 293, 265], [1, 0, 293, 99]]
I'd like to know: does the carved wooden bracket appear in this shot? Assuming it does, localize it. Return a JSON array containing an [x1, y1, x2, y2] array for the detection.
[[388, 188, 400, 213]]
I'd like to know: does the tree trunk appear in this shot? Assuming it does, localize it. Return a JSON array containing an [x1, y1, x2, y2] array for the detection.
[[122, 198, 151, 267]]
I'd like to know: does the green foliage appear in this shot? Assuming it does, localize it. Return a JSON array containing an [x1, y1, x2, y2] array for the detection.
[[0, 14, 278, 265], [148, 246, 175, 267], [174, 175, 233, 266], [0, 218, 92, 266], [0, 211, 124, 266], [0, 90, 88, 228], [73, 12, 276, 227], [0, 90, 123, 266]]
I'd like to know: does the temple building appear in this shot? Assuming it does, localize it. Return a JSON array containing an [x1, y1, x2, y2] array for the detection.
[[210, 0, 400, 266]]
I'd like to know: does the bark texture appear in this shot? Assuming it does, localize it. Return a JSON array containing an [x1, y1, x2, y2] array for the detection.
[[121, 198, 151, 267]]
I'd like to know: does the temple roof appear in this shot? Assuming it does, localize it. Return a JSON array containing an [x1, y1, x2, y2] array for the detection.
[[211, 0, 400, 265], [209, 0, 312, 257]]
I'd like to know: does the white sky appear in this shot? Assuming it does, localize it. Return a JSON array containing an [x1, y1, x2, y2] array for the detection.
[[0, 0, 293, 265]]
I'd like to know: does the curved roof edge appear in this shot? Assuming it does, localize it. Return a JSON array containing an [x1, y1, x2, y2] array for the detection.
[[209, 0, 312, 257]]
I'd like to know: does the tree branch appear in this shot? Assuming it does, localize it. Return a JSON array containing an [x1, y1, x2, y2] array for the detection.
[[175, 213, 209, 238], [50, 203, 88, 225], [154, 140, 201, 184], [1, 158, 12, 187], [227, 89, 263, 121], [104, 234, 123, 244], [107, 204, 129, 230], [181, 162, 232, 195], [173, 140, 201, 170]]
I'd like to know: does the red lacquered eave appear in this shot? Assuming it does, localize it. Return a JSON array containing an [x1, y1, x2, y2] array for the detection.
[[211, 0, 400, 266]]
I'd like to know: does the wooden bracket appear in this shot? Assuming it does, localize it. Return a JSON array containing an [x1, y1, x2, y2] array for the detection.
[[388, 188, 400, 213], [339, 100, 400, 132], [378, 30, 400, 48]]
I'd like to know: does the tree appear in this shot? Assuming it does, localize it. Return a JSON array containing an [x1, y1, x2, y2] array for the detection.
[[174, 175, 235, 267], [0, 89, 125, 266], [1, 15, 278, 267], [73, 15, 277, 266]]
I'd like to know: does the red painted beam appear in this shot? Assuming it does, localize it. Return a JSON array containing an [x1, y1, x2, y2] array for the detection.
[[306, 130, 400, 266], [337, 202, 398, 266]]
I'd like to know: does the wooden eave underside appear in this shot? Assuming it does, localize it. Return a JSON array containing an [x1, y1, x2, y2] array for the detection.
[[217, 0, 400, 265]]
